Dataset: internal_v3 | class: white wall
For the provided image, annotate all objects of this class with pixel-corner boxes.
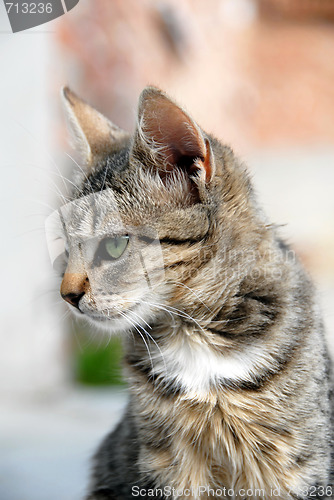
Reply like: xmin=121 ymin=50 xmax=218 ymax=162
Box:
xmin=0 ymin=4 xmax=67 ymax=396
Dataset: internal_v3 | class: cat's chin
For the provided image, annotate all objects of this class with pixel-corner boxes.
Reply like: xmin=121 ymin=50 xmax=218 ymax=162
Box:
xmin=85 ymin=315 xmax=129 ymax=334
xmin=72 ymin=307 xmax=150 ymax=335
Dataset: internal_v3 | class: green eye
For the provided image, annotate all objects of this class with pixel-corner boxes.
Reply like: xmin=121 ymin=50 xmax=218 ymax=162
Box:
xmin=104 ymin=236 xmax=129 ymax=260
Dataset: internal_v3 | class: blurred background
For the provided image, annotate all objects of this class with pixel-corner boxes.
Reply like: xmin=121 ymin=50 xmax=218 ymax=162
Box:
xmin=1 ymin=0 xmax=334 ymax=499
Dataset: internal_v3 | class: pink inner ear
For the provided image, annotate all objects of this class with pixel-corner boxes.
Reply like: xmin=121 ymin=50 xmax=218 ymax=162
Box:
xmin=143 ymin=98 xmax=207 ymax=173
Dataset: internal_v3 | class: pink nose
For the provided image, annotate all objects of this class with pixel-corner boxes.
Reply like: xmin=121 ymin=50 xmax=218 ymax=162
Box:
xmin=60 ymin=273 xmax=88 ymax=309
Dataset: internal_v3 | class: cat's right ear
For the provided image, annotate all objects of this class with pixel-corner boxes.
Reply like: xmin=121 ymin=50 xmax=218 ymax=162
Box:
xmin=131 ymin=87 xmax=215 ymax=193
xmin=61 ymin=87 xmax=129 ymax=169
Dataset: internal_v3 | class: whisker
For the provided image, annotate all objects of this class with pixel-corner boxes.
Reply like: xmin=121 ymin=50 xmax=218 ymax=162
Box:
xmin=71 ymin=317 xmax=85 ymax=354
xmin=126 ymin=307 xmax=167 ymax=373
xmin=116 ymin=308 xmax=155 ymax=373
xmin=13 ymin=227 xmax=50 ymax=238
xmin=24 ymin=198 xmax=62 ymax=213
xmin=64 ymin=152 xmax=95 ymax=195
xmin=146 ymin=300 xmax=208 ymax=335
xmin=171 ymin=281 xmax=213 ymax=313
xmin=5 ymin=162 xmax=69 ymax=204
xmin=13 ymin=119 xmax=72 ymax=199
xmin=124 ymin=297 xmax=178 ymax=331
xmin=100 ymin=163 xmax=109 ymax=193
xmin=27 ymin=165 xmax=71 ymax=204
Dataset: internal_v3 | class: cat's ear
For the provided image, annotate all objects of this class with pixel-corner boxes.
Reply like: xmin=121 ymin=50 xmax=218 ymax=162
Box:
xmin=132 ymin=87 xmax=215 ymax=184
xmin=61 ymin=87 xmax=129 ymax=168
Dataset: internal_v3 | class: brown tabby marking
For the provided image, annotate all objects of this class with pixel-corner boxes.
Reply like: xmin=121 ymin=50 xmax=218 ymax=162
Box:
xmin=59 ymin=86 xmax=333 ymax=500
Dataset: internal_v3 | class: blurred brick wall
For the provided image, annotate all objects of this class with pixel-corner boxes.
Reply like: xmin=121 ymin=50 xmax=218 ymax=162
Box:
xmin=54 ymin=0 xmax=334 ymax=153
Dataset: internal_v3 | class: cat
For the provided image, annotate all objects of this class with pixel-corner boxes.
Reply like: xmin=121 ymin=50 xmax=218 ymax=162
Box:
xmin=56 ymin=86 xmax=333 ymax=500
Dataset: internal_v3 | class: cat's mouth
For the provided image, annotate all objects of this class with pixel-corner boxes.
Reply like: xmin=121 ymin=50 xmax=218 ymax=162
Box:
xmin=70 ymin=299 xmax=152 ymax=334
xmin=70 ymin=305 xmax=120 ymax=322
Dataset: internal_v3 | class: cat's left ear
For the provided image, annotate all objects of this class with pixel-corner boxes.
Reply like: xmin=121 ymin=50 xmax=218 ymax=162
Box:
xmin=132 ymin=87 xmax=215 ymax=184
xmin=61 ymin=87 xmax=129 ymax=169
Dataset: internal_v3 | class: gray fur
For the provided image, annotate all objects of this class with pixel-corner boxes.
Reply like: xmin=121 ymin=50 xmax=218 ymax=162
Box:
xmin=59 ymin=87 xmax=334 ymax=500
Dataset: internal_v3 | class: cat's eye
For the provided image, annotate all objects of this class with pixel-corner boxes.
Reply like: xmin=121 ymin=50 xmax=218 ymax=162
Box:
xmin=102 ymin=236 xmax=129 ymax=260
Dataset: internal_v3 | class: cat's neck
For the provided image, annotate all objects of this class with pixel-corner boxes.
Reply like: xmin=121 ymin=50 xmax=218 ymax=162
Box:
xmin=124 ymin=330 xmax=299 ymax=499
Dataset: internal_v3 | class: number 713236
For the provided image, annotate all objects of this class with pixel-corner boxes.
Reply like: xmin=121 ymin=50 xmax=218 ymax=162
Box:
xmin=5 ymin=3 xmax=53 ymax=14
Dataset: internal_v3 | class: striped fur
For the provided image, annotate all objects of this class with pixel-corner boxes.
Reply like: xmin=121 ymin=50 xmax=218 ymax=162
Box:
xmin=60 ymin=87 xmax=334 ymax=499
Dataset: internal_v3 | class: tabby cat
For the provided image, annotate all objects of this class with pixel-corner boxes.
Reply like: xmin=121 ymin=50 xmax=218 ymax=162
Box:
xmin=57 ymin=86 xmax=333 ymax=499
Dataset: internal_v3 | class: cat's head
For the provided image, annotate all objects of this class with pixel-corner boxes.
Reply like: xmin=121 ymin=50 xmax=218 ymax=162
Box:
xmin=48 ymin=86 xmax=263 ymax=335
